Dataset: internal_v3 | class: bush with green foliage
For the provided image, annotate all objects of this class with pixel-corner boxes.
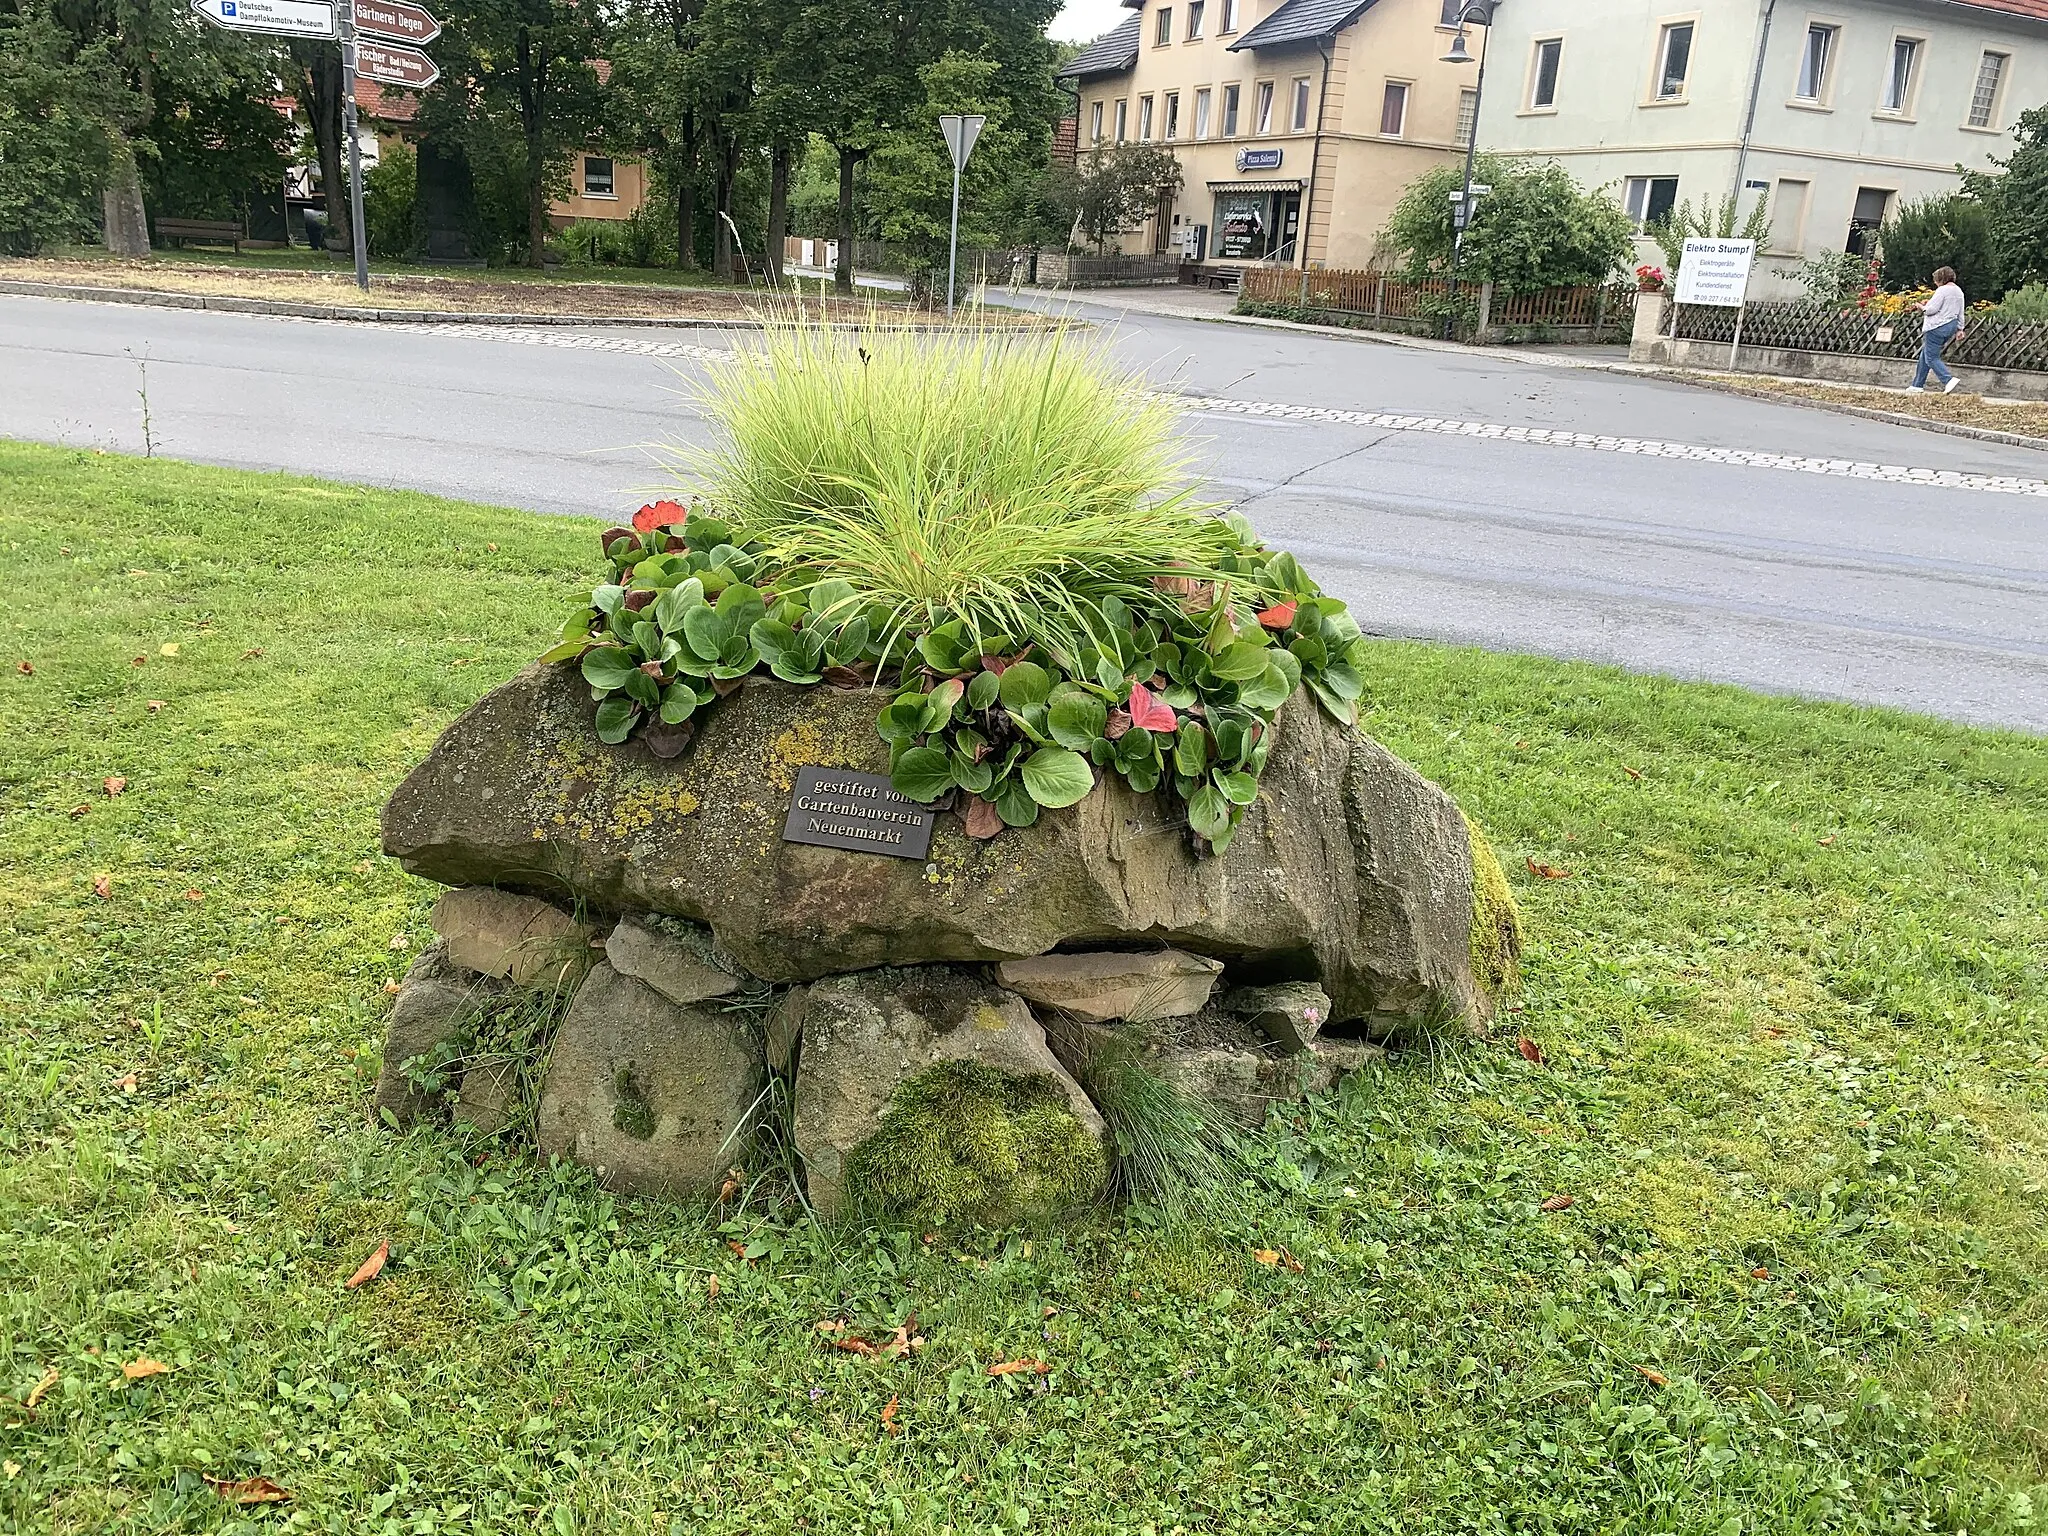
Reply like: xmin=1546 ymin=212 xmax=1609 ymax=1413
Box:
xmin=1070 ymin=141 xmax=1183 ymax=254
xmin=1381 ymin=156 xmax=1634 ymax=294
xmin=364 ymin=142 xmax=417 ymax=259
xmin=1878 ymin=194 xmax=1999 ymax=297
xmin=1993 ymin=281 xmax=2048 ymax=319
xmin=1796 ymin=250 xmax=1868 ymax=305
xmin=1963 ymin=103 xmax=2048 ymax=290
xmin=1648 ymin=193 xmax=1773 ymax=280
xmin=543 ymin=319 xmax=1370 ymax=855
xmin=0 ymin=6 xmax=126 ymax=254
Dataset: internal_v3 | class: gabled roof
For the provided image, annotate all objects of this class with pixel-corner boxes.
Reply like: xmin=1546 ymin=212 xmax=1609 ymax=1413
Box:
xmin=1228 ymin=0 xmax=1380 ymax=50
xmin=1949 ymin=0 xmax=2048 ymax=19
xmin=1060 ymin=14 xmax=1142 ymax=79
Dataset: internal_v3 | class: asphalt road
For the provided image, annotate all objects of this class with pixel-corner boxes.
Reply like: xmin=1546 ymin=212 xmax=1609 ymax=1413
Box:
xmin=6 ymin=290 xmax=2046 ymax=732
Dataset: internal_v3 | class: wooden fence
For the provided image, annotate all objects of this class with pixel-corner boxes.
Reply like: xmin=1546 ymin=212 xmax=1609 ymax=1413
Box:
xmin=1672 ymin=301 xmax=2048 ymax=374
xmin=1239 ymin=267 xmax=1636 ymax=342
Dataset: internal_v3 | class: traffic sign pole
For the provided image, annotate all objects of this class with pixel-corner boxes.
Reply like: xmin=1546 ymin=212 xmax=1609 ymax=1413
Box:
xmin=340 ymin=4 xmax=370 ymax=291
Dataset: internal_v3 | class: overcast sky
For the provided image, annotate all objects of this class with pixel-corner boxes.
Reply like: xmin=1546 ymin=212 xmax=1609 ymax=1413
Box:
xmin=1050 ymin=0 xmax=1128 ymax=43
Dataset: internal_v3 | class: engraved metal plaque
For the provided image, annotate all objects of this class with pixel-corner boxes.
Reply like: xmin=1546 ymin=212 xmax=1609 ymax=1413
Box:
xmin=780 ymin=766 xmax=935 ymax=860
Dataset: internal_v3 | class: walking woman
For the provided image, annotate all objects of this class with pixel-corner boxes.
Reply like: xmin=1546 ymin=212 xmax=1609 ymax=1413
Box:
xmin=1908 ymin=266 xmax=1966 ymax=394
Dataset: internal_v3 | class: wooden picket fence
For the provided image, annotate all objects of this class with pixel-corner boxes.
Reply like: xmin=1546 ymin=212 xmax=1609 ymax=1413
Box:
xmin=1239 ymin=266 xmax=1636 ymax=341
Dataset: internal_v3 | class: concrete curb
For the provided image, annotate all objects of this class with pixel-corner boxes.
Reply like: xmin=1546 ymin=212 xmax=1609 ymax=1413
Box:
xmin=1625 ymin=369 xmax=2048 ymax=453
xmin=0 ymin=279 xmax=1053 ymax=331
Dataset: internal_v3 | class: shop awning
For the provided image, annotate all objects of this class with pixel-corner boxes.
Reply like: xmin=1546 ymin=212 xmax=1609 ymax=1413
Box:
xmin=1206 ymin=178 xmax=1306 ymax=193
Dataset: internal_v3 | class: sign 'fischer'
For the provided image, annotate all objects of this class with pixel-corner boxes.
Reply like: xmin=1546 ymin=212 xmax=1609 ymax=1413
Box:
xmin=353 ymin=0 xmax=439 ymax=45
xmin=354 ymin=37 xmax=440 ymax=90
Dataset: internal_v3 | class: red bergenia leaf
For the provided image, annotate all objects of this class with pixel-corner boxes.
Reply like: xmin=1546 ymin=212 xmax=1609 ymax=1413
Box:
xmin=1128 ymin=682 xmax=1176 ymax=733
xmin=1103 ymin=707 xmax=1132 ymax=741
xmin=632 ymin=500 xmax=688 ymax=533
xmin=1255 ymin=599 xmax=1298 ymax=629
xmin=601 ymin=526 xmax=639 ymax=555
xmin=622 ymin=589 xmax=656 ymax=612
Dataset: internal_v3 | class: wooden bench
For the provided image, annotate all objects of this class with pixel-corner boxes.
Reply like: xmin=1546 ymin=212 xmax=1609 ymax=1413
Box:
xmin=155 ymin=217 xmax=243 ymax=253
xmin=1204 ymin=267 xmax=1243 ymax=293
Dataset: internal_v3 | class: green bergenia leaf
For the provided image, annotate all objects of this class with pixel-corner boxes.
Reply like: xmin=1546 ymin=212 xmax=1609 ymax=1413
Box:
xmin=1021 ymin=747 xmax=1094 ymax=809
xmin=891 ymin=746 xmax=955 ymax=803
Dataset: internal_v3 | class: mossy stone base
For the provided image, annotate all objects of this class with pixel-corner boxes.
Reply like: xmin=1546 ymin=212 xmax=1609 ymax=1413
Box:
xmin=1464 ymin=817 xmax=1523 ymax=1001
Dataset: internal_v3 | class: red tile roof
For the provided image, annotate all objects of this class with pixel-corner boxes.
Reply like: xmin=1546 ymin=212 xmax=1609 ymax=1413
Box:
xmin=1952 ymin=0 xmax=2048 ymax=19
xmin=355 ymin=81 xmax=421 ymax=122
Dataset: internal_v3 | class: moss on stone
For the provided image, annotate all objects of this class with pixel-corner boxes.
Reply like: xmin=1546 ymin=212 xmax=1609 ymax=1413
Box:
xmin=1464 ymin=814 xmax=1522 ymax=999
xmin=844 ymin=1061 xmax=1107 ymax=1227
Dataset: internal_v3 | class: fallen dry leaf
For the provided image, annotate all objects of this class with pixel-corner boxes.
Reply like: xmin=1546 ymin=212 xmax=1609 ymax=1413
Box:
xmin=987 ymin=1359 xmax=1051 ymax=1378
xmin=880 ymin=1394 xmax=901 ymax=1435
xmin=832 ymin=1338 xmax=879 ymax=1356
xmin=104 ymin=776 xmax=127 ymax=797
xmin=1042 ymin=1306 xmax=1059 ymax=1319
xmin=1633 ymin=1364 xmax=1669 ymax=1387
xmin=381 ymin=978 xmax=401 ymax=995
xmin=204 ymin=1474 xmax=292 ymax=1505
xmin=158 ymin=643 xmax=179 ymax=657
xmin=145 ymin=700 xmax=164 ymax=714
xmin=69 ymin=803 xmax=89 ymax=819
xmin=238 ymin=648 xmax=263 ymax=661
xmin=344 ymin=1240 xmax=389 ymax=1290
xmin=963 ymin=795 xmax=1003 ymax=840
xmin=1517 ymin=1037 xmax=1546 ymax=1066
xmin=182 ymin=889 xmax=203 ymax=903
xmin=1253 ymin=1248 xmax=1282 ymax=1266
xmin=24 ymin=1365 xmax=59 ymax=1411
xmin=1751 ymin=1267 xmax=1770 ymax=1279
xmin=1539 ymin=1195 xmax=1575 ymax=1212
xmin=388 ymin=934 xmax=409 ymax=951
xmin=92 ymin=876 xmax=112 ymax=900
xmin=131 ymin=656 xmax=147 ymax=667
xmin=717 ymin=1167 xmax=743 ymax=1204
xmin=114 ymin=1072 xmax=138 ymax=1094
xmin=1622 ymin=765 xmax=1643 ymax=781
xmin=14 ymin=660 xmax=31 ymax=677
xmin=706 ymin=1274 xmax=720 ymax=1300
xmin=1817 ymin=834 xmax=1836 ymax=847
xmin=880 ymin=1314 xmax=925 ymax=1359
xmin=121 ymin=1359 xmax=170 ymax=1382
xmin=1526 ymin=857 xmax=1571 ymax=880
xmin=486 ymin=542 xmax=499 ymax=553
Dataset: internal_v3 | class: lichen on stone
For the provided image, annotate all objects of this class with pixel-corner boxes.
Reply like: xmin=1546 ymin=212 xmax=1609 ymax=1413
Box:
xmin=536 ymin=732 xmax=700 ymax=841
xmin=844 ymin=1061 xmax=1107 ymax=1227
xmin=1464 ymin=813 xmax=1522 ymax=999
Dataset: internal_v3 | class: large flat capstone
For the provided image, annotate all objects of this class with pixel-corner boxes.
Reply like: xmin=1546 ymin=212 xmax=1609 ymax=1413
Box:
xmin=381 ymin=662 xmax=1497 ymax=1030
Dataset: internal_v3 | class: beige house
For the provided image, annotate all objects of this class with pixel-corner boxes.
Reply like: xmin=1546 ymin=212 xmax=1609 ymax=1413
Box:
xmin=1062 ymin=0 xmax=1485 ymax=269
xmin=1473 ymin=0 xmax=2048 ymax=296
xmin=551 ymin=153 xmax=650 ymax=227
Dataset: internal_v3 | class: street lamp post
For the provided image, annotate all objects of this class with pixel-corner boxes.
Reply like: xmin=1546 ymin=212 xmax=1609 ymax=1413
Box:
xmin=1441 ymin=2 xmax=1497 ymax=337
xmin=937 ymin=113 xmax=987 ymax=316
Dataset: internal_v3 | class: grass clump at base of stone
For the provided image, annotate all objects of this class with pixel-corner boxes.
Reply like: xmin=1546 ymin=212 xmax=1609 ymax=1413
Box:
xmin=2 ymin=440 xmax=2046 ymax=1533
xmin=844 ymin=1062 xmax=1108 ymax=1228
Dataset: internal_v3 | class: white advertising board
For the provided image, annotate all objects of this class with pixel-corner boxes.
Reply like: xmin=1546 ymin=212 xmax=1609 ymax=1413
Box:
xmin=1675 ymin=238 xmax=1756 ymax=308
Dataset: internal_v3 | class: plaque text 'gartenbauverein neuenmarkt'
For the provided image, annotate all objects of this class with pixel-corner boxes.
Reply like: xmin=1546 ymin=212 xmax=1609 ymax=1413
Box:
xmin=780 ymin=766 xmax=935 ymax=860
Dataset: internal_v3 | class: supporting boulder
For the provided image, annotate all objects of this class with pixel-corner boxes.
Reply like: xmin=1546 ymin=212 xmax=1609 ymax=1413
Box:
xmin=374 ymin=941 xmax=510 ymax=1129
xmin=536 ymin=963 xmax=767 ymax=1199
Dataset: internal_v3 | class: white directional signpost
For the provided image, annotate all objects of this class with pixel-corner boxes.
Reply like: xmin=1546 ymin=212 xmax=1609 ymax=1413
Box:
xmin=1676 ymin=237 xmax=1757 ymax=371
xmin=190 ymin=0 xmax=335 ymax=38
xmin=193 ymin=0 xmax=438 ymax=291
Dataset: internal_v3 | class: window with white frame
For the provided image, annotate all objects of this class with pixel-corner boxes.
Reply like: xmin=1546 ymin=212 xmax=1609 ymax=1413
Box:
xmin=1795 ymin=22 xmax=1835 ymax=101
xmin=1114 ymin=99 xmax=1128 ymax=140
xmin=1165 ymin=90 xmax=1180 ymax=138
xmin=1880 ymin=35 xmax=1920 ymax=113
xmin=1221 ymin=82 xmax=1240 ymax=134
xmin=1194 ymin=86 xmax=1212 ymax=137
xmin=1290 ymin=76 xmax=1311 ymax=131
xmin=1155 ymin=6 xmax=1171 ymax=44
xmin=1655 ymin=21 xmax=1693 ymax=99
xmin=1456 ymin=87 xmax=1478 ymax=143
xmin=1219 ymin=0 xmax=1236 ymax=31
xmin=1187 ymin=0 xmax=1204 ymax=37
xmin=1623 ymin=175 xmax=1679 ymax=229
xmin=1969 ymin=50 xmax=2008 ymax=128
xmin=1138 ymin=93 xmax=1155 ymax=139
xmin=1379 ymin=80 xmax=1408 ymax=136
xmin=1090 ymin=100 xmax=1104 ymax=142
xmin=1529 ymin=38 xmax=1561 ymax=109
xmin=1254 ymin=79 xmax=1274 ymax=132
xmin=583 ymin=156 xmax=615 ymax=196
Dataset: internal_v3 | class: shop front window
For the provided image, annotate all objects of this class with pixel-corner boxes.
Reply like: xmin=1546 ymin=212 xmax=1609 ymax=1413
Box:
xmin=1212 ymin=188 xmax=1302 ymax=262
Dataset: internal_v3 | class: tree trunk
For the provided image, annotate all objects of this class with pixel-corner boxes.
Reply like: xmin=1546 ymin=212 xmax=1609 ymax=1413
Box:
xmin=834 ymin=146 xmax=858 ymax=295
xmin=102 ymin=137 xmax=150 ymax=256
xmin=518 ymin=30 xmax=547 ymax=268
xmin=712 ymin=128 xmax=739 ymax=281
xmin=674 ymin=109 xmax=697 ymax=269
xmin=295 ymin=45 xmax=350 ymax=250
xmin=765 ymin=141 xmax=791 ymax=286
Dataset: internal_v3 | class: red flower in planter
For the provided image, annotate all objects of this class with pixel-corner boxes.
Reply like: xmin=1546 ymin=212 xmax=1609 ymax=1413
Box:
xmin=632 ymin=499 xmax=688 ymax=533
xmin=1128 ymin=681 xmax=1177 ymax=733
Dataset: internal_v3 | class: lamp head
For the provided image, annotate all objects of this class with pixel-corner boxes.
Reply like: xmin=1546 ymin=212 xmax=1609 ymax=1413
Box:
xmin=1441 ymin=28 xmax=1473 ymax=63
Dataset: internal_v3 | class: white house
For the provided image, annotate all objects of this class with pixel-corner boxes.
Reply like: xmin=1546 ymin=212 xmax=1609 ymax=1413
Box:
xmin=1469 ymin=0 xmax=2048 ymax=295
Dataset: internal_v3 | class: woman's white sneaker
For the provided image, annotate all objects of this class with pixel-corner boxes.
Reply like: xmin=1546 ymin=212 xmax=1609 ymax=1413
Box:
xmin=1943 ymin=377 xmax=1962 ymax=393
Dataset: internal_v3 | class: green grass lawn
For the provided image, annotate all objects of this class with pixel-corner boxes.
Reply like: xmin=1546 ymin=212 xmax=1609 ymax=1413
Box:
xmin=32 ymin=244 xmax=741 ymax=289
xmin=2 ymin=440 xmax=2044 ymax=1534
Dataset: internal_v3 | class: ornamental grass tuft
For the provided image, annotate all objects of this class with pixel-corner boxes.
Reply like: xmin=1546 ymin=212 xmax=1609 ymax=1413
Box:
xmin=674 ymin=313 xmax=1236 ymax=661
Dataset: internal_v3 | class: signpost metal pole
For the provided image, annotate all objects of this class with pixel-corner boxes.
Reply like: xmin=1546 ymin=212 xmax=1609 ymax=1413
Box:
xmin=937 ymin=114 xmax=984 ymax=317
xmin=340 ymin=3 xmax=369 ymax=291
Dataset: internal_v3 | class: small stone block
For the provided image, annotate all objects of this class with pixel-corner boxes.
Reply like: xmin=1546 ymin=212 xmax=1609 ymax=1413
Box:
xmin=605 ymin=915 xmax=741 ymax=1007
xmin=1224 ymin=981 xmax=1333 ymax=1054
xmin=430 ymin=887 xmax=589 ymax=989
xmin=995 ymin=949 xmax=1225 ymax=1024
